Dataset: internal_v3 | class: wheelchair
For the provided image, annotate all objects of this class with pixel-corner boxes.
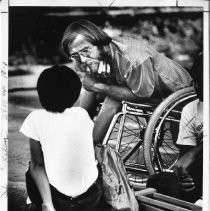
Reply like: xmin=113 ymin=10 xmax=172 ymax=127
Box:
xmin=102 ymin=87 xmax=197 ymax=189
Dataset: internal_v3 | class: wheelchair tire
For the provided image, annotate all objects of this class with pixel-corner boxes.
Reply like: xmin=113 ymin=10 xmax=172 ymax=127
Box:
xmin=143 ymin=87 xmax=197 ymax=175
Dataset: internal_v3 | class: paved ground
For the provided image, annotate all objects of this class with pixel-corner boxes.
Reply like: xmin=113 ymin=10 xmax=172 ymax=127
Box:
xmin=8 ymin=66 xmax=44 ymax=211
xmin=8 ymin=92 xmax=41 ymax=211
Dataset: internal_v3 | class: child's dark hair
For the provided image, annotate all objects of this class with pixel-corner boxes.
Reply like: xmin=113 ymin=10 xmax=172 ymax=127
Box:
xmin=37 ymin=65 xmax=81 ymax=113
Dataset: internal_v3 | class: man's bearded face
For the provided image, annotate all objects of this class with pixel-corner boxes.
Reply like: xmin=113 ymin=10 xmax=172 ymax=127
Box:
xmin=69 ymin=34 xmax=112 ymax=78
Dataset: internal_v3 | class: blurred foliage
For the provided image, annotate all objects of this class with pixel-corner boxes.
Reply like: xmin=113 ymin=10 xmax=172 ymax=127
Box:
xmin=9 ymin=7 xmax=203 ymax=69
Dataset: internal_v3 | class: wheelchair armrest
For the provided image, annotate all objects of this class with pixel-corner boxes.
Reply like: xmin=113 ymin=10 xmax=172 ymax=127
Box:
xmin=122 ymin=101 xmax=156 ymax=109
xmin=122 ymin=101 xmax=156 ymax=114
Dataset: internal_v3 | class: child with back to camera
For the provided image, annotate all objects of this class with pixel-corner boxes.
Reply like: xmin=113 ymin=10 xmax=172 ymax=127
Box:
xmin=20 ymin=65 xmax=103 ymax=211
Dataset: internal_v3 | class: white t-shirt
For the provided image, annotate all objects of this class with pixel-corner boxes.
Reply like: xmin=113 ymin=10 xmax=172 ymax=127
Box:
xmin=177 ymin=99 xmax=203 ymax=146
xmin=20 ymin=107 xmax=98 ymax=197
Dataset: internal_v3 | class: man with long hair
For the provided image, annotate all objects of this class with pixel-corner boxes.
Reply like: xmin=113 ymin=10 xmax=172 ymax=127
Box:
xmin=62 ymin=19 xmax=192 ymax=144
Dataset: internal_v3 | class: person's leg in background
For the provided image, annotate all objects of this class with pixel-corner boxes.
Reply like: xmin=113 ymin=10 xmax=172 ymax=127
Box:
xmin=93 ymin=96 xmax=122 ymax=144
xmin=79 ymin=88 xmax=99 ymax=119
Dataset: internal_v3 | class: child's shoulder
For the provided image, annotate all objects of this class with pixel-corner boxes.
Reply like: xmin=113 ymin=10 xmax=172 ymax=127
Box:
xmin=66 ymin=107 xmax=89 ymax=115
xmin=21 ymin=109 xmax=46 ymax=132
xmin=184 ymin=99 xmax=199 ymax=110
xmin=182 ymin=99 xmax=199 ymax=115
xmin=26 ymin=109 xmax=46 ymax=120
xmin=66 ymin=107 xmax=93 ymax=122
xmin=30 ymin=109 xmax=46 ymax=115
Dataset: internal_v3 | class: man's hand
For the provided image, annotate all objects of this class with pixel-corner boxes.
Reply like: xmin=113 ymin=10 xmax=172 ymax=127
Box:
xmin=97 ymin=61 xmax=110 ymax=77
xmin=179 ymin=174 xmax=195 ymax=192
xmin=86 ymin=60 xmax=110 ymax=76
xmin=174 ymin=151 xmax=197 ymax=192
xmin=174 ymin=150 xmax=196 ymax=176
xmin=81 ymin=74 xmax=103 ymax=92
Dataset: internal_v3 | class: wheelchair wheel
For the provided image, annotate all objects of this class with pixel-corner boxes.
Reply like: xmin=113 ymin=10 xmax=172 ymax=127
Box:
xmin=144 ymin=87 xmax=197 ymax=175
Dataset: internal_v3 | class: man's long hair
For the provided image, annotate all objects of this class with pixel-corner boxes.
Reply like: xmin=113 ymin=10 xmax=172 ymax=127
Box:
xmin=61 ymin=19 xmax=112 ymax=57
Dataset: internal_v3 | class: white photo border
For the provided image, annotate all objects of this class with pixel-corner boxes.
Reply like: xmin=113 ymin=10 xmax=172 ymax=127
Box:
xmin=1 ymin=0 xmax=209 ymax=210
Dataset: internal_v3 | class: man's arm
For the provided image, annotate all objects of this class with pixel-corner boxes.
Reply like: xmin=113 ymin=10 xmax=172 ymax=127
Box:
xmin=174 ymin=142 xmax=203 ymax=176
xmin=82 ymin=74 xmax=162 ymax=104
xmin=30 ymin=138 xmax=56 ymax=211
